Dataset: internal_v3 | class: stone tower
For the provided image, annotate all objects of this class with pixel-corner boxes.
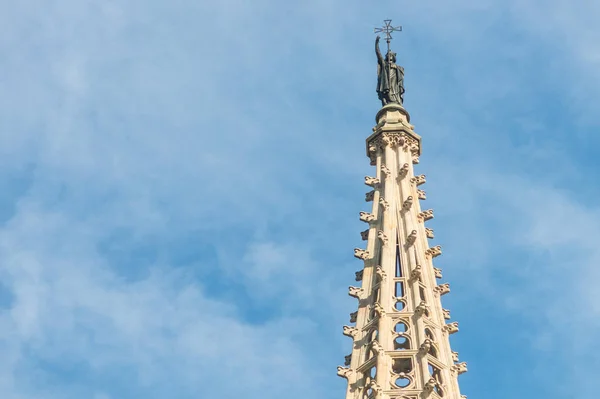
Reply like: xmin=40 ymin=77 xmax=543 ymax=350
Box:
xmin=337 ymin=30 xmax=467 ymax=399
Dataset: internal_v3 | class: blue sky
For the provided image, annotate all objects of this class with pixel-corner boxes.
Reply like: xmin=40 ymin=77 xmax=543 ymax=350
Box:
xmin=1 ymin=0 xmax=600 ymax=398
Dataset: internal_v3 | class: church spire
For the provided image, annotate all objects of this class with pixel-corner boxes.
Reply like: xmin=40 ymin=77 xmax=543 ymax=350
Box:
xmin=337 ymin=22 xmax=467 ymax=399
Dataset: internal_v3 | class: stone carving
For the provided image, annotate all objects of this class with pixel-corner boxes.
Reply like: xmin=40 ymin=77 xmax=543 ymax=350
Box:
xmin=337 ymin=366 xmax=354 ymax=379
xmin=461 ymin=395 xmax=467 ymax=399
xmin=411 ymin=174 xmax=426 ymax=186
xmin=452 ymin=351 xmax=459 ymax=362
xmin=415 ymin=300 xmax=429 ymax=315
xmin=410 ymin=265 xmax=422 ymax=280
xmin=381 ymin=164 xmax=390 ymax=176
xmin=418 ymin=209 xmax=434 ymax=221
xmin=419 ymin=338 xmax=433 ymax=354
xmin=350 ymin=311 xmax=358 ymax=323
xmin=368 ymin=144 xmax=377 ymax=154
xmin=412 ymin=156 xmax=420 ymax=165
xmin=381 ymin=133 xmax=406 ymax=148
xmin=355 ymin=270 xmax=364 ymax=281
xmin=348 ymin=286 xmax=364 ymax=299
xmin=365 ymin=176 xmax=380 ymax=187
xmin=425 ymin=228 xmax=434 ymax=239
xmin=375 ymin=265 xmax=387 ymax=281
xmin=374 ymin=303 xmax=386 ymax=317
xmin=365 ymin=190 xmax=375 ymax=202
xmin=434 ymin=283 xmax=450 ymax=296
xmin=443 ymin=322 xmax=459 ymax=335
xmin=367 ymin=380 xmax=383 ymax=396
xmin=402 ymin=196 xmax=413 ymax=210
xmin=378 ymin=231 xmax=388 ymax=246
xmin=371 ymin=339 xmax=385 ymax=355
xmin=399 ymin=162 xmax=409 ymax=176
xmin=345 ymin=354 xmax=352 ymax=366
xmin=379 ymin=197 xmax=389 ymax=211
xmin=343 ymin=325 xmax=359 ymax=338
xmin=406 ymin=230 xmax=417 ymax=245
xmin=425 ymin=245 xmax=442 ymax=258
xmin=354 ymin=248 xmax=371 ymax=260
xmin=451 ymin=362 xmax=468 ymax=375
xmin=360 ymin=212 xmax=376 ymax=223
xmin=443 ymin=309 xmax=451 ymax=320
xmin=424 ymin=378 xmax=437 ymax=392
xmin=417 ymin=189 xmax=427 ymax=200
xmin=360 ymin=229 xmax=369 ymax=241
xmin=433 ymin=267 xmax=443 ymax=279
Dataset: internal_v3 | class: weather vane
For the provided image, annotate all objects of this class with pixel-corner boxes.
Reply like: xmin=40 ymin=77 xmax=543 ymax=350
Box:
xmin=374 ymin=19 xmax=402 ymax=54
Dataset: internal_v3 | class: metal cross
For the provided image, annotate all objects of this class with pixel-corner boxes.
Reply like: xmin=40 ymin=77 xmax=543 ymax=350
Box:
xmin=374 ymin=19 xmax=402 ymax=53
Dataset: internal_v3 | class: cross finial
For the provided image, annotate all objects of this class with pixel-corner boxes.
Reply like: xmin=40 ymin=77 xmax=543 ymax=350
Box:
xmin=374 ymin=19 xmax=402 ymax=53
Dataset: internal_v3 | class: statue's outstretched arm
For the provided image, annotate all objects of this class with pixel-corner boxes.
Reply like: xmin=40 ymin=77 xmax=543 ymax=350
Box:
xmin=375 ymin=36 xmax=383 ymax=63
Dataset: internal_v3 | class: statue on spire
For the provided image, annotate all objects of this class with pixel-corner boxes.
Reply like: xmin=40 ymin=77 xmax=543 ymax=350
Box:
xmin=374 ymin=20 xmax=405 ymax=106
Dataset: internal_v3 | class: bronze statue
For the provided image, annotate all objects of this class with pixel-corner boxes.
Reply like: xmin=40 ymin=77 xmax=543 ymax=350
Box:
xmin=376 ymin=35 xmax=405 ymax=106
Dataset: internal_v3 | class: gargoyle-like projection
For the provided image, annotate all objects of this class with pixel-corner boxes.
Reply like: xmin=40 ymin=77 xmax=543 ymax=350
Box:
xmin=354 ymin=248 xmax=371 ymax=261
xmin=419 ymin=338 xmax=433 ymax=354
xmin=365 ymin=190 xmax=375 ymax=202
xmin=360 ymin=211 xmax=376 ymax=223
xmin=418 ymin=209 xmax=434 ymax=221
xmin=402 ymin=196 xmax=413 ymax=210
xmin=452 ymin=351 xmax=460 ymax=362
xmin=360 ymin=229 xmax=369 ymax=241
xmin=381 ymin=164 xmax=390 ymax=176
xmin=434 ymin=283 xmax=451 ymax=296
xmin=411 ymin=174 xmax=426 ymax=186
xmin=415 ymin=300 xmax=429 ymax=315
xmin=410 ymin=265 xmax=422 ymax=280
xmin=443 ymin=322 xmax=460 ymax=335
xmin=373 ymin=303 xmax=385 ymax=317
xmin=348 ymin=286 xmax=364 ymax=299
xmin=375 ymin=265 xmax=387 ymax=280
xmin=343 ymin=325 xmax=359 ymax=338
xmin=337 ymin=366 xmax=354 ymax=379
xmin=344 ymin=354 xmax=352 ymax=366
xmin=399 ymin=162 xmax=409 ymax=176
xmin=452 ymin=362 xmax=468 ymax=375
xmin=443 ymin=309 xmax=451 ymax=320
xmin=364 ymin=176 xmax=380 ymax=187
xmin=433 ymin=267 xmax=443 ymax=279
xmin=426 ymin=245 xmax=442 ymax=258
xmin=379 ymin=197 xmax=389 ymax=210
xmin=371 ymin=340 xmax=385 ymax=355
xmin=378 ymin=231 xmax=389 ymax=246
xmin=417 ymin=189 xmax=427 ymax=200
xmin=406 ymin=230 xmax=417 ymax=245
xmin=425 ymin=228 xmax=434 ymax=239
xmin=349 ymin=311 xmax=358 ymax=323
xmin=355 ymin=270 xmax=364 ymax=281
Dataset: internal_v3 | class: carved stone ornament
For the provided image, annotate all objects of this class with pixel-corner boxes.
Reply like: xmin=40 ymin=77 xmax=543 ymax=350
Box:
xmin=381 ymin=133 xmax=406 ymax=148
xmin=424 ymin=378 xmax=437 ymax=392
xmin=410 ymin=265 xmax=422 ymax=280
xmin=343 ymin=325 xmax=359 ymax=338
xmin=451 ymin=362 xmax=468 ymax=375
xmin=452 ymin=351 xmax=459 ymax=362
xmin=371 ymin=339 xmax=385 ymax=355
xmin=361 ymin=229 xmax=369 ymax=241
xmin=360 ymin=212 xmax=376 ymax=223
xmin=406 ymin=230 xmax=417 ymax=246
xmin=354 ymin=248 xmax=371 ymax=261
xmin=368 ymin=380 xmax=383 ymax=395
xmin=355 ymin=270 xmax=364 ymax=281
xmin=434 ymin=283 xmax=450 ymax=296
xmin=419 ymin=338 xmax=433 ymax=354
xmin=367 ymin=133 xmax=419 ymax=165
xmin=337 ymin=366 xmax=354 ymax=379
xmin=443 ymin=322 xmax=459 ymax=335
xmin=379 ymin=197 xmax=389 ymax=211
xmin=411 ymin=174 xmax=426 ymax=186
xmin=415 ymin=300 xmax=429 ymax=315
xmin=417 ymin=189 xmax=427 ymax=200
xmin=348 ymin=286 xmax=364 ymax=299
xmin=418 ymin=209 xmax=434 ymax=222
xmin=399 ymin=162 xmax=409 ymax=176
xmin=365 ymin=190 xmax=375 ymax=202
xmin=350 ymin=311 xmax=358 ymax=323
xmin=365 ymin=176 xmax=380 ymax=187
xmin=374 ymin=303 xmax=386 ymax=317
xmin=443 ymin=309 xmax=451 ymax=320
xmin=375 ymin=265 xmax=387 ymax=280
xmin=412 ymin=156 xmax=420 ymax=165
xmin=433 ymin=267 xmax=443 ymax=279
xmin=425 ymin=245 xmax=442 ymax=258
xmin=381 ymin=164 xmax=391 ymax=176
xmin=425 ymin=228 xmax=434 ymax=239
xmin=378 ymin=231 xmax=389 ymax=246
xmin=402 ymin=196 xmax=413 ymax=210
xmin=345 ymin=354 xmax=352 ymax=366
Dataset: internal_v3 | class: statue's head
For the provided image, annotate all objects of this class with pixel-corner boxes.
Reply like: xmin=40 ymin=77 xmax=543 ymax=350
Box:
xmin=385 ymin=51 xmax=397 ymax=63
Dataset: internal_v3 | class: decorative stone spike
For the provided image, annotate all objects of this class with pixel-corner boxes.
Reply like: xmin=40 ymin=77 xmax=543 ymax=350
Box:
xmin=418 ymin=209 xmax=434 ymax=221
xmin=425 ymin=228 xmax=434 ymax=239
xmin=411 ymin=174 xmax=426 ymax=186
xmin=379 ymin=197 xmax=389 ymax=210
xmin=434 ymin=267 xmax=443 ymax=278
xmin=359 ymin=211 xmax=376 ymax=223
xmin=365 ymin=190 xmax=375 ymax=202
xmin=342 ymin=325 xmax=359 ymax=338
xmin=354 ymin=270 xmax=363 ymax=281
xmin=402 ymin=196 xmax=413 ymax=210
xmin=377 ymin=231 xmax=388 ymax=246
xmin=434 ymin=283 xmax=451 ymax=296
xmin=381 ymin=164 xmax=390 ymax=176
xmin=360 ymin=229 xmax=369 ymax=241
xmin=365 ymin=176 xmax=380 ymax=187
xmin=426 ymin=245 xmax=442 ymax=258
xmin=375 ymin=265 xmax=387 ymax=281
xmin=348 ymin=286 xmax=364 ymax=299
xmin=444 ymin=322 xmax=460 ymax=335
xmin=417 ymin=189 xmax=427 ymax=200
xmin=354 ymin=248 xmax=370 ymax=260
xmin=443 ymin=309 xmax=451 ymax=320
xmin=452 ymin=351 xmax=460 ymax=362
